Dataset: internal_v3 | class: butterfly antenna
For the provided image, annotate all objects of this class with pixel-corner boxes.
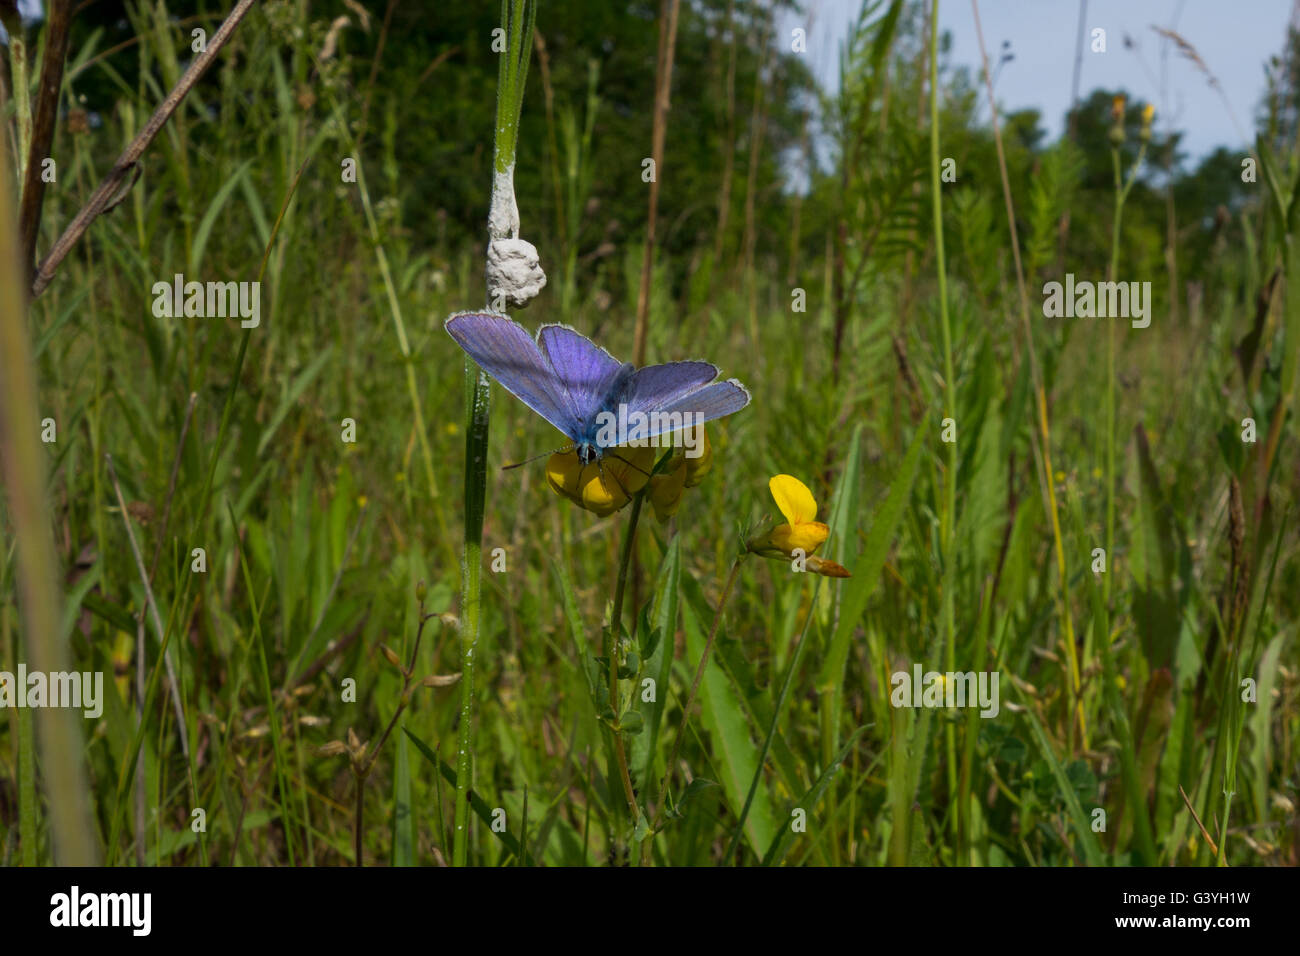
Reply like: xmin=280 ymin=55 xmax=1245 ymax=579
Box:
xmin=502 ymin=444 xmax=574 ymax=471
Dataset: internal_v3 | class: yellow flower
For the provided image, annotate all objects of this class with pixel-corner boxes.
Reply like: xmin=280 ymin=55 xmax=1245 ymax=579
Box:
xmin=1139 ymin=102 xmax=1155 ymax=142
xmin=683 ymin=427 xmax=712 ymax=487
xmin=546 ymin=427 xmax=714 ymax=520
xmin=747 ymin=475 xmax=850 ymax=577
xmin=648 ymin=457 xmax=687 ymax=521
xmin=546 ymin=445 xmax=655 ymax=516
xmin=1108 ymin=95 xmax=1126 ymax=146
xmin=647 ymin=428 xmax=713 ymax=521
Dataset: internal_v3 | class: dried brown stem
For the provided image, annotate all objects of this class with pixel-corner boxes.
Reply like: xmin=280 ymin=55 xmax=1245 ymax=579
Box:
xmin=17 ymin=0 xmax=71 ymax=278
xmin=30 ymin=0 xmax=256 ymax=298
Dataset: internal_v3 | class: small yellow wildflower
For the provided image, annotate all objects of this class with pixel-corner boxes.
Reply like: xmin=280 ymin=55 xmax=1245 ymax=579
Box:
xmin=648 ymin=460 xmax=687 ymax=521
xmin=1139 ymin=102 xmax=1155 ymax=142
xmin=1109 ymin=94 xmax=1126 ymax=146
xmin=546 ymin=445 xmax=656 ymax=517
xmin=647 ymin=428 xmax=713 ymax=521
xmin=746 ymin=474 xmax=850 ymax=577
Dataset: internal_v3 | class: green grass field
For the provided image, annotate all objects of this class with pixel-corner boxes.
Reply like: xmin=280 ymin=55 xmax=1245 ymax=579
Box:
xmin=1 ymin=0 xmax=1296 ymax=867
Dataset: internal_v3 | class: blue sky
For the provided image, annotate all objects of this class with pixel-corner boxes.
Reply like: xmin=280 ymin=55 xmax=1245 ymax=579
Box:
xmin=786 ymin=0 xmax=1293 ymax=165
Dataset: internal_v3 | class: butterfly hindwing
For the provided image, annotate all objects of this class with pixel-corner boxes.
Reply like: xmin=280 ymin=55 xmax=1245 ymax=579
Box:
xmin=624 ymin=361 xmax=720 ymax=412
xmin=638 ymin=378 xmax=752 ymax=439
xmin=620 ymin=362 xmax=751 ymax=441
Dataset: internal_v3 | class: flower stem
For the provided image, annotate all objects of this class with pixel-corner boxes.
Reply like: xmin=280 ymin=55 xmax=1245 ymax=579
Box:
xmin=454 ymin=366 xmax=490 ymax=867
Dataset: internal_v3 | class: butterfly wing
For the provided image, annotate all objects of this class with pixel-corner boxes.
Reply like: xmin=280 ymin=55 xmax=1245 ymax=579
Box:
xmin=446 ymin=315 xmax=750 ymax=451
xmin=537 ymin=325 xmax=633 ymax=433
xmin=624 ymin=361 xmax=750 ymax=441
xmin=445 ymin=312 xmax=580 ymax=439
xmin=624 ymin=361 xmax=719 ymax=411
xmin=647 ymin=379 xmax=751 ymax=433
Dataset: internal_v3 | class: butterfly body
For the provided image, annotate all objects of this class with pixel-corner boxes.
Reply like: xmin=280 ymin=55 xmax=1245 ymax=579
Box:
xmin=571 ymin=362 xmax=635 ymax=463
xmin=445 ymin=312 xmax=750 ymax=466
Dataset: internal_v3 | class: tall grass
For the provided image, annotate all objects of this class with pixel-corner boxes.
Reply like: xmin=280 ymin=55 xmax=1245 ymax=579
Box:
xmin=1 ymin=88 xmax=97 ymax=865
xmin=0 ymin=0 xmax=1295 ymax=868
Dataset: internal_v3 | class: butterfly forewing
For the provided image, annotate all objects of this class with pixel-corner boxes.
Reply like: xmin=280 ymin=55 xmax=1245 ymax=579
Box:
xmin=445 ymin=312 xmax=579 ymax=440
xmin=537 ymin=325 xmax=633 ymax=431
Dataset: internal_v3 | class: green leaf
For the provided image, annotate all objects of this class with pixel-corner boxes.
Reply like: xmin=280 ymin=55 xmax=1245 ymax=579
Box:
xmin=619 ymin=711 xmax=644 ymax=735
xmin=681 ymin=594 xmax=777 ymax=858
xmin=1076 ymin=510 xmax=1156 ymax=865
xmin=1021 ymin=709 xmax=1105 ymax=866
xmin=33 ymin=289 xmax=87 ymax=360
xmin=403 ymin=728 xmax=533 ymax=865
xmin=629 ymin=535 xmax=680 ymax=790
xmin=675 ymin=777 xmax=720 ymax=816
xmin=639 ymin=625 xmax=661 ymax=663
xmin=255 ymin=346 xmax=334 ymax=457
xmin=819 ymin=423 xmax=927 ymax=748
xmin=554 ymin=558 xmax=603 ymax=714
xmin=189 ymin=159 xmax=254 ymax=274
xmin=390 ymin=720 xmax=414 ymax=866
xmin=81 ymin=591 xmax=138 ymax=635
xmin=1129 ymin=424 xmax=1187 ymax=669
xmin=761 ymin=726 xmax=868 ymax=866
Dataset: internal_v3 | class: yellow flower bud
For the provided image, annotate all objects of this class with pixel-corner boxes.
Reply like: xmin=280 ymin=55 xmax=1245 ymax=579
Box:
xmin=546 ymin=446 xmax=655 ymax=516
xmin=683 ymin=427 xmax=712 ymax=487
xmin=648 ymin=457 xmax=687 ymax=522
xmin=1139 ymin=102 xmax=1155 ymax=142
